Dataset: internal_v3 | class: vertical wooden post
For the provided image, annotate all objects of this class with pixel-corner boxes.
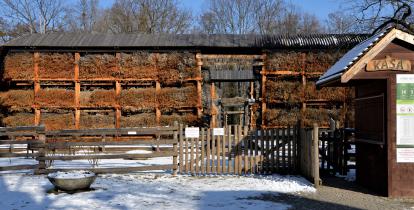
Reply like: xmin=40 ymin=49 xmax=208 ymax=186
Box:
xmin=156 ymin=81 xmax=161 ymax=126
xmin=34 ymin=52 xmax=41 ymax=126
xmin=196 ymin=53 xmax=203 ymax=118
xmin=211 ymin=131 xmax=216 ymax=174
xmin=74 ymin=53 xmax=81 ymax=129
xmin=115 ymin=81 xmax=121 ymax=129
xmin=313 ymin=123 xmax=320 ymax=187
xmin=238 ymin=125 xmax=243 ymax=175
xmin=249 ymin=81 xmax=255 ymax=129
xmin=216 ymin=134 xmax=221 ymax=174
xmin=201 ymin=128 xmax=205 ymax=174
xmin=222 ymin=129 xmax=226 ymax=173
xmin=172 ymin=121 xmax=178 ymax=176
xmin=234 ymin=125 xmax=239 ymax=174
xmin=261 ymin=53 xmax=267 ymax=127
xmin=301 ymin=53 xmax=307 ymax=127
xmin=35 ymin=130 xmax=46 ymax=174
xmin=206 ymin=128 xmax=211 ymax=174
xmin=228 ymin=126 xmax=232 ymax=174
xmin=210 ymin=82 xmax=216 ymax=128
xmin=244 ymin=126 xmax=249 ymax=175
xmin=179 ymin=124 xmax=184 ymax=174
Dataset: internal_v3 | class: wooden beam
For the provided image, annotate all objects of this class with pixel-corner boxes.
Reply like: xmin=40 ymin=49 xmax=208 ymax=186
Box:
xmin=75 ymin=109 xmax=80 ymax=129
xmin=261 ymin=53 xmax=267 ymax=127
xmin=210 ymin=82 xmax=216 ymax=128
xmin=196 ymin=53 xmax=203 ymax=118
xmin=156 ymin=81 xmax=161 ymax=125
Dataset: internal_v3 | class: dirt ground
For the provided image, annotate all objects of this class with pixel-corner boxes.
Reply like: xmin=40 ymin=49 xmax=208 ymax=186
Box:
xmin=253 ymin=175 xmax=414 ymax=210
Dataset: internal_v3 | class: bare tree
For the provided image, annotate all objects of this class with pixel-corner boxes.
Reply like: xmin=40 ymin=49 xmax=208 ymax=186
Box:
xmin=343 ymin=0 xmax=414 ymax=32
xmin=325 ymin=11 xmax=356 ymax=33
xmin=199 ymin=0 xmax=324 ymax=35
xmin=0 ymin=0 xmax=68 ymax=34
xmin=102 ymin=0 xmax=192 ymax=34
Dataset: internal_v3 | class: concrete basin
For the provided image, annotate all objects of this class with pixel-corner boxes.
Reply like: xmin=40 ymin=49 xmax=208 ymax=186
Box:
xmin=47 ymin=170 xmax=97 ymax=191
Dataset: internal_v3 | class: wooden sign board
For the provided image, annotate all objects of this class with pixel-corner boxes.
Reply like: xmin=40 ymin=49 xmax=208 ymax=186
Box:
xmin=185 ymin=127 xmax=199 ymax=138
xmin=366 ymin=56 xmax=411 ymax=72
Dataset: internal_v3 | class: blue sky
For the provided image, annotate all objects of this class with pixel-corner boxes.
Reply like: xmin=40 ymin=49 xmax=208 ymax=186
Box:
xmin=99 ymin=0 xmax=343 ymax=21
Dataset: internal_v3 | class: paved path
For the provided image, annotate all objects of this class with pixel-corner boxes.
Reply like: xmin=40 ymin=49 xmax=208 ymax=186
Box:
xmin=254 ymin=175 xmax=414 ymax=210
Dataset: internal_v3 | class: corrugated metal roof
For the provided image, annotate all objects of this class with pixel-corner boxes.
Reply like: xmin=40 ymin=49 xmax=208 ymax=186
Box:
xmin=3 ymin=33 xmax=369 ymax=49
xmin=316 ymin=29 xmax=391 ymax=85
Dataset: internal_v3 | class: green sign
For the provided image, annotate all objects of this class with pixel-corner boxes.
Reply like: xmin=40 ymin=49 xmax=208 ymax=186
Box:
xmin=396 ymin=74 xmax=414 ymax=163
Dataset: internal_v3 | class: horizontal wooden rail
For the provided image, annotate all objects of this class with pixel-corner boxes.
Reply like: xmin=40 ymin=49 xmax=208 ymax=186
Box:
xmin=36 ymin=164 xmax=174 ymax=174
xmin=47 ymin=140 xmax=177 ymax=148
xmin=37 ymin=152 xmax=177 ymax=161
xmin=0 ymin=153 xmax=38 ymax=158
xmin=0 ymin=164 xmax=38 ymax=171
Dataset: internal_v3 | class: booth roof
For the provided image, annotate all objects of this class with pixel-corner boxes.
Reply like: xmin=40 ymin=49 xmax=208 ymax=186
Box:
xmin=316 ymin=29 xmax=391 ymax=86
xmin=3 ymin=33 xmax=368 ymax=49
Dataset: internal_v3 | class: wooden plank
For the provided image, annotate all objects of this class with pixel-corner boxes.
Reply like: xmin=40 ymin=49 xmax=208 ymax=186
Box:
xmin=244 ymin=126 xmax=249 ymax=175
xmin=0 ymin=140 xmax=43 ymax=145
xmin=0 ymin=153 xmax=38 ymax=158
xmin=195 ymin=137 xmax=199 ymax=175
xmin=234 ymin=125 xmax=239 ymax=174
xmin=173 ymin=122 xmax=178 ymax=176
xmin=206 ymin=128 xmax=211 ymax=174
xmin=254 ymin=129 xmax=259 ymax=173
xmin=190 ymin=138 xmax=195 ymax=175
xmin=201 ymin=129 xmax=205 ymax=174
xmin=211 ymin=133 xmax=216 ymax=174
xmin=275 ymin=128 xmax=280 ymax=173
xmin=47 ymin=140 xmax=177 ymax=148
xmin=36 ymin=164 xmax=174 ymax=174
xmin=185 ymin=135 xmax=189 ymax=174
xmin=238 ymin=125 xmax=242 ymax=175
xmin=222 ymin=130 xmax=226 ymax=174
xmin=37 ymin=152 xmax=177 ymax=160
xmin=260 ymin=129 xmax=265 ymax=174
xmin=250 ymin=129 xmax=255 ymax=174
xmin=217 ymin=134 xmax=221 ymax=174
xmin=179 ymin=124 xmax=183 ymax=174
xmin=155 ymin=81 xmax=161 ymax=125
xmin=288 ymin=126 xmax=292 ymax=174
xmin=0 ymin=164 xmax=38 ymax=171
xmin=227 ymin=126 xmax=232 ymax=174
xmin=292 ymin=125 xmax=297 ymax=173
xmin=282 ymin=127 xmax=286 ymax=173
xmin=271 ymin=129 xmax=275 ymax=173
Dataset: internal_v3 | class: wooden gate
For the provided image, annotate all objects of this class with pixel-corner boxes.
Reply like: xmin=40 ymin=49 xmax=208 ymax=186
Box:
xmin=178 ymin=125 xmax=299 ymax=175
xmin=319 ymin=128 xmax=355 ymax=176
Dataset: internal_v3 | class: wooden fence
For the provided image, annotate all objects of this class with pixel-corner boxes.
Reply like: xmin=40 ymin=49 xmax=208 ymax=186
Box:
xmin=320 ymin=128 xmax=355 ymax=176
xmin=178 ymin=125 xmax=300 ymax=175
xmin=0 ymin=123 xmax=320 ymax=185
xmin=0 ymin=126 xmax=46 ymax=171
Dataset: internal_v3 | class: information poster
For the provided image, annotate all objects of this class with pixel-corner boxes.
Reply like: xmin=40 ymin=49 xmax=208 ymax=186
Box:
xmin=185 ymin=127 xmax=199 ymax=138
xmin=396 ymin=74 xmax=414 ymax=162
xmin=213 ymin=128 xmax=224 ymax=136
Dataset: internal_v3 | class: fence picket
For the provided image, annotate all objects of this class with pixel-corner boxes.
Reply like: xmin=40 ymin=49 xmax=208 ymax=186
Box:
xmin=228 ymin=126 xmax=232 ymax=174
xmin=244 ymin=126 xmax=248 ymax=175
xmin=271 ymin=129 xmax=275 ymax=173
xmin=211 ymin=131 xmax=216 ymax=174
xmin=234 ymin=126 xmax=238 ymax=174
xmin=288 ymin=126 xmax=292 ymax=174
xmin=275 ymin=128 xmax=279 ymax=173
xmin=195 ymin=136 xmax=199 ymax=175
xmin=190 ymin=138 xmax=194 ymax=175
xmin=217 ymin=134 xmax=221 ymax=174
xmin=237 ymin=125 xmax=242 ymax=175
xmin=201 ymin=129 xmax=205 ymax=174
xmin=185 ymin=133 xmax=189 ymax=174
xmin=206 ymin=129 xmax=211 ymax=174
xmin=222 ymin=130 xmax=226 ymax=174
xmin=179 ymin=124 xmax=183 ymax=174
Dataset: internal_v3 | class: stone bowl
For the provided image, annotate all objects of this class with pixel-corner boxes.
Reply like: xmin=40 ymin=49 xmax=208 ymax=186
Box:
xmin=47 ymin=170 xmax=97 ymax=191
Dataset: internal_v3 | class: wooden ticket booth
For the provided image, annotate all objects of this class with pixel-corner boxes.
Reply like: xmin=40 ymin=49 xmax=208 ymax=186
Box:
xmin=317 ymin=28 xmax=414 ymax=197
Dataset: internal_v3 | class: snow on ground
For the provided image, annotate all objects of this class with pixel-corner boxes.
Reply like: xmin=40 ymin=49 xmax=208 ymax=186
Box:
xmin=0 ymin=149 xmax=316 ymax=210
xmin=0 ymin=173 xmax=314 ymax=210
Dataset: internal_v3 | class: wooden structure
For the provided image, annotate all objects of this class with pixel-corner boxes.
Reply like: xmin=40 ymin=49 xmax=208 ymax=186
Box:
xmin=317 ymin=28 xmax=414 ymax=197
xmin=0 ymin=33 xmax=367 ymax=130
xmin=0 ymin=124 xmax=320 ymax=184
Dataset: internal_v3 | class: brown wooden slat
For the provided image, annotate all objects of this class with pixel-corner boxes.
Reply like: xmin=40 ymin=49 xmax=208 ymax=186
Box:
xmin=271 ymin=129 xmax=275 ymax=173
xmin=238 ymin=125 xmax=242 ymax=175
xmin=37 ymin=152 xmax=176 ymax=161
xmin=260 ymin=129 xmax=265 ymax=174
xmin=227 ymin=126 xmax=232 ymax=174
xmin=0 ymin=153 xmax=38 ymax=158
xmin=217 ymin=134 xmax=221 ymax=174
xmin=222 ymin=131 xmax=226 ymax=174
xmin=201 ymin=129 xmax=205 ymax=174
xmin=234 ymin=125 xmax=239 ymax=175
xmin=254 ymin=129 xmax=259 ymax=173
xmin=36 ymin=164 xmax=174 ymax=174
xmin=185 ymin=136 xmax=189 ymax=174
xmin=179 ymin=124 xmax=184 ymax=174
xmin=0 ymin=164 xmax=38 ymax=171
xmin=190 ymin=138 xmax=195 ymax=175
xmin=243 ymin=126 xmax=249 ymax=175
xmin=206 ymin=129 xmax=211 ymax=174
xmin=195 ymin=137 xmax=199 ymax=175
xmin=288 ymin=126 xmax=292 ymax=174
xmin=282 ymin=127 xmax=286 ymax=173
xmin=211 ymin=132 xmax=216 ymax=174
